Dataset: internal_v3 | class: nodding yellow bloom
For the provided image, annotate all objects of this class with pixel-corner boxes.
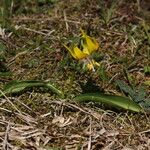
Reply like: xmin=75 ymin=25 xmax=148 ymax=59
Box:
xmin=63 ymin=29 xmax=99 ymax=60
xmin=63 ymin=44 xmax=88 ymax=60
xmin=80 ymin=28 xmax=99 ymax=54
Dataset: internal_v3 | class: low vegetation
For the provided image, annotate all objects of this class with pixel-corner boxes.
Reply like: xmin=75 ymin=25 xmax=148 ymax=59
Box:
xmin=0 ymin=0 xmax=150 ymax=149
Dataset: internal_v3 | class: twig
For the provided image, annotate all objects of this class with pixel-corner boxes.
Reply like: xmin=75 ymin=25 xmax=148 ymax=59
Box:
xmin=16 ymin=98 xmax=33 ymax=111
xmin=87 ymin=117 xmax=92 ymax=150
xmin=63 ymin=11 xmax=69 ymax=32
xmin=2 ymin=122 xmax=10 ymax=150
xmin=13 ymin=16 xmax=81 ymax=24
xmin=0 ymin=107 xmax=12 ymax=113
xmin=21 ymin=26 xmax=55 ymax=38
xmin=0 ymin=90 xmax=22 ymax=115
xmin=22 ymin=27 xmax=48 ymax=36
xmin=139 ymin=129 xmax=150 ymax=134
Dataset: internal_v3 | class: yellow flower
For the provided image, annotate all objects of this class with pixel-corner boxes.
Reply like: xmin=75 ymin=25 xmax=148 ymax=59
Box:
xmin=80 ymin=28 xmax=99 ymax=54
xmin=63 ymin=44 xmax=88 ymax=60
xmin=63 ymin=29 xmax=99 ymax=60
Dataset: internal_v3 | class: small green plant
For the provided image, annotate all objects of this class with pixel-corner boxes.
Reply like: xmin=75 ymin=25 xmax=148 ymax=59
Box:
xmin=64 ymin=29 xmax=146 ymax=113
xmin=116 ymin=80 xmax=150 ymax=112
xmin=99 ymin=1 xmax=117 ymax=26
xmin=63 ymin=28 xmax=100 ymax=71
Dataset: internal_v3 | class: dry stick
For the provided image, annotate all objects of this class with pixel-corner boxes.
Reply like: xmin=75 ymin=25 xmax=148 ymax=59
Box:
xmin=16 ymin=98 xmax=33 ymax=111
xmin=2 ymin=122 xmax=10 ymax=150
xmin=49 ymin=100 xmax=102 ymax=120
xmin=40 ymin=112 xmax=51 ymax=118
xmin=108 ymin=73 xmax=118 ymax=84
xmin=139 ymin=129 xmax=150 ymax=134
xmin=0 ymin=107 xmax=12 ymax=113
xmin=22 ymin=27 xmax=55 ymax=37
xmin=64 ymin=102 xmax=91 ymax=115
xmin=67 ymin=103 xmax=101 ymax=120
xmin=13 ymin=16 xmax=81 ymax=24
xmin=0 ymin=90 xmax=22 ymax=115
xmin=22 ymin=27 xmax=48 ymax=36
xmin=16 ymin=113 xmax=37 ymax=125
xmin=63 ymin=11 xmax=69 ymax=32
xmin=87 ymin=117 xmax=92 ymax=150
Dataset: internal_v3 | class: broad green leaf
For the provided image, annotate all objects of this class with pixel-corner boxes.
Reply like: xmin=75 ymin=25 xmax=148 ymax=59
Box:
xmin=74 ymin=93 xmax=143 ymax=112
xmin=0 ymin=80 xmax=64 ymax=98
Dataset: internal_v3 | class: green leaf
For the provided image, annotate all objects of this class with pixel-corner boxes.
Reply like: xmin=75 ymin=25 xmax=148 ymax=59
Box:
xmin=116 ymin=80 xmax=150 ymax=112
xmin=116 ymin=80 xmax=136 ymax=100
xmin=98 ymin=65 xmax=108 ymax=81
xmin=0 ymin=80 xmax=64 ymax=98
xmin=74 ymin=93 xmax=143 ymax=112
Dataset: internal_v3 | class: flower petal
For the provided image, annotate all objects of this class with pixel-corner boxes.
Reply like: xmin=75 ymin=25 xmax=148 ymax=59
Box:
xmin=63 ymin=44 xmax=78 ymax=59
xmin=73 ymin=46 xmax=88 ymax=59
xmin=80 ymin=28 xmax=99 ymax=54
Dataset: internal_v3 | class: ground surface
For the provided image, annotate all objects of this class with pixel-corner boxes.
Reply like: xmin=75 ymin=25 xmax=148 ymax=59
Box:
xmin=0 ymin=0 xmax=150 ymax=149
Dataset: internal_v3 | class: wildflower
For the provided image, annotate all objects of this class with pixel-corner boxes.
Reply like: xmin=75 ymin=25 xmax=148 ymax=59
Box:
xmin=63 ymin=44 xmax=88 ymax=60
xmin=64 ymin=29 xmax=99 ymax=60
xmin=63 ymin=29 xmax=100 ymax=71
xmin=80 ymin=28 xmax=99 ymax=54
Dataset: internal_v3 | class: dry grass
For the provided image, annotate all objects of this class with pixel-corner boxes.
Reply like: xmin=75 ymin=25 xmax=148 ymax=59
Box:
xmin=0 ymin=0 xmax=150 ymax=149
